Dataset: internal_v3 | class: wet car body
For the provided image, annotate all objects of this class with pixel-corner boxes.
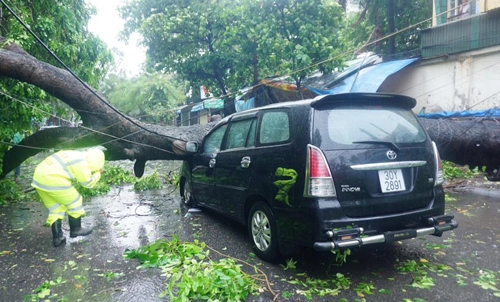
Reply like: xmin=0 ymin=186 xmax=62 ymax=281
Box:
xmin=180 ymin=92 xmax=458 ymax=262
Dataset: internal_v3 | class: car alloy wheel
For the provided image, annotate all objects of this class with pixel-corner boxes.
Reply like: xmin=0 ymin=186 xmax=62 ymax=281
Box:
xmin=248 ymin=201 xmax=279 ymax=262
xmin=183 ymin=179 xmax=194 ymax=206
xmin=251 ymin=210 xmax=271 ymax=251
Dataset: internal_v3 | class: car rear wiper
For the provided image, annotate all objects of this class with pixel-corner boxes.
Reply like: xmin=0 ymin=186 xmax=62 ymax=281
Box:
xmin=352 ymin=140 xmax=400 ymax=151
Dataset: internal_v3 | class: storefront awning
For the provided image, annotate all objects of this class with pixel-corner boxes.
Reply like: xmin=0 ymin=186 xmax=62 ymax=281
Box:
xmin=190 ymin=99 xmax=224 ymax=112
xmin=191 ymin=103 xmax=204 ymax=112
xmin=204 ymin=98 xmax=224 ymax=109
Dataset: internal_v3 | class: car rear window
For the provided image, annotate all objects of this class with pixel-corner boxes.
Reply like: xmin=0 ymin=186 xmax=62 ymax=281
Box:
xmin=315 ymin=105 xmax=427 ymax=146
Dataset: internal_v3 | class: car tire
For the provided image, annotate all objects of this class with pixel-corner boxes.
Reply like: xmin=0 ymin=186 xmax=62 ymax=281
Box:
xmin=182 ymin=178 xmax=194 ymax=207
xmin=486 ymin=167 xmax=500 ymax=181
xmin=248 ymin=201 xmax=280 ymax=262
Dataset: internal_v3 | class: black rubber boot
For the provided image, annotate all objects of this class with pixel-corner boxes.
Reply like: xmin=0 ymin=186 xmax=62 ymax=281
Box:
xmin=51 ymin=219 xmax=66 ymax=247
xmin=68 ymin=216 xmax=93 ymax=238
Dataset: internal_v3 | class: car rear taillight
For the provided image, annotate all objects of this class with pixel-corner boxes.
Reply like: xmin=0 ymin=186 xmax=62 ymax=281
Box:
xmin=432 ymin=141 xmax=444 ymax=186
xmin=305 ymin=145 xmax=336 ymax=197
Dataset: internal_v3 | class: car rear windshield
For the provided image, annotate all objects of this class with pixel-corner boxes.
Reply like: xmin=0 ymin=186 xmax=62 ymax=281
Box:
xmin=314 ymin=105 xmax=427 ymax=147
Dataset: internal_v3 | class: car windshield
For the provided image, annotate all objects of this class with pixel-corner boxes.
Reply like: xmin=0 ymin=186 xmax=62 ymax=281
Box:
xmin=315 ymin=105 xmax=427 ymax=146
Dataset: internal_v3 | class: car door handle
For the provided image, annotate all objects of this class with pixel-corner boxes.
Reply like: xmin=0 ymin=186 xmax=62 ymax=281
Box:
xmin=209 ymin=158 xmax=216 ymax=168
xmin=241 ymin=156 xmax=251 ymax=168
xmin=192 ymin=165 xmax=205 ymax=172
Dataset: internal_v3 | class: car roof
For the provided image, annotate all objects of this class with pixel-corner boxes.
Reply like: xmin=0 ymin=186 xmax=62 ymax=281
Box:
xmin=216 ymin=92 xmax=416 ymax=125
xmin=312 ymin=93 xmax=416 ymax=109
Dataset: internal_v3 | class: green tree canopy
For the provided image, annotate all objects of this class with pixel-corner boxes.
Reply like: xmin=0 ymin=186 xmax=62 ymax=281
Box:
xmin=101 ymin=73 xmax=186 ymax=125
xmin=256 ymin=0 xmax=346 ymax=90
xmin=120 ymin=0 xmax=347 ymax=96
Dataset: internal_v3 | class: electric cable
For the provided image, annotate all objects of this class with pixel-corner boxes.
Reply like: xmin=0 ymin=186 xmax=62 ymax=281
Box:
xmin=0 ymin=90 xmax=177 ymax=155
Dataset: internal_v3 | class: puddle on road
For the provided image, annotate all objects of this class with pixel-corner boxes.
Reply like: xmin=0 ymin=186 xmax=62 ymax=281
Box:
xmin=86 ymin=185 xmax=186 ymax=250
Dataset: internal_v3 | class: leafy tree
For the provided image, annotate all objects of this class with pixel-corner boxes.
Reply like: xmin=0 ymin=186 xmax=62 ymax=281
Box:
xmin=120 ymin=0 xmax=239 ymax=96
xmin=120 ymin=0 xmax=347 ymax=97
xmin=0 ymin=0 xmax=113 ymax=165
xmin=349 ymin=0 xmax=432 ymax=58
xmin=102 ymin=73 xmax=186 ymax=125
xmin=257 ymin=0 xmax=346 ymax=92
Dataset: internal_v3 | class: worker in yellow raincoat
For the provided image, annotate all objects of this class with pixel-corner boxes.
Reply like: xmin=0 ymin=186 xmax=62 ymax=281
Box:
xmin=31 ymin=148 xmax=105 ymax=247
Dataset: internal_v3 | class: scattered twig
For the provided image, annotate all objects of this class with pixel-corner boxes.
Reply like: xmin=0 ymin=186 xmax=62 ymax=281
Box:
xmin=204 ymin=244 xmax=280 ymax=301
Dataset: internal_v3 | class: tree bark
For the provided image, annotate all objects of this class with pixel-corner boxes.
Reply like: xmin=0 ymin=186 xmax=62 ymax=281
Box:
xmin=419 ymin=118 xmax=500 ymax=179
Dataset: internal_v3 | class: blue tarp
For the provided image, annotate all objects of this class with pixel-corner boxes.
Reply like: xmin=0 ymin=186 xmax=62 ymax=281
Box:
xmin=307 ymin=58 xmax=419 ymax=95
xmin=418 ymin=108 xmax=500 ymax=119
xmin=235 ymin=97 xmax=255 ymax=112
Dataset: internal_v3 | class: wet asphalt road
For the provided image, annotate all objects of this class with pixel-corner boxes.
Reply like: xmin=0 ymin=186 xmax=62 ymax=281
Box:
xmin=1 ymin=160 xmax=499 ymax=302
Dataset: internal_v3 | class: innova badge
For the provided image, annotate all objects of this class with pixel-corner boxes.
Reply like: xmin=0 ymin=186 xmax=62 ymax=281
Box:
xmin=386 ymin=150 xmax=397 ymax=160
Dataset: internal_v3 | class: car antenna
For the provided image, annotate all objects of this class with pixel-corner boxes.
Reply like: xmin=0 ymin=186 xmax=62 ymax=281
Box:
xmin=349 ymin=53 xmax=370 ymax=93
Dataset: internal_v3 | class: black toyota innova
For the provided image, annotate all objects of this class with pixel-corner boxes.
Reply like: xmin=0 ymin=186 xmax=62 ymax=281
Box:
xmin=180 ymin=93 xmax=458 ymax=262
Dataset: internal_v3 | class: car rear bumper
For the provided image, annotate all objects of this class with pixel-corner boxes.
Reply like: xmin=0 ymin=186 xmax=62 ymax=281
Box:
xmin=312 ymin=214 xmax=458 ymax=251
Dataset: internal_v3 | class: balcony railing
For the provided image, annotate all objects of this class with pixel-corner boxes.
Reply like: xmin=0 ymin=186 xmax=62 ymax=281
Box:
xmin=421 ymin=8 xmax=500 ymax=58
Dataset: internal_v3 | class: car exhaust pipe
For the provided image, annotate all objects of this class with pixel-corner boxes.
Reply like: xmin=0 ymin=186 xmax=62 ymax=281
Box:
xmin=313 ymin=242 xmax=335 ymax=252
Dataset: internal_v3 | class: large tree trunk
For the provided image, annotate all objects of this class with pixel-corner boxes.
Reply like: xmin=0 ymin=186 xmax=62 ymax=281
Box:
xmin=0 ymin=42 xmax=213 ymax=178
xmin=419 ymin=118 xmax=500 ymax=180
xmin=2 ymin=39 xmax=500 ymax=180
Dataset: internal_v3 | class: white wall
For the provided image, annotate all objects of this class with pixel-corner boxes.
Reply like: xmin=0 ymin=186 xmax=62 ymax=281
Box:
xmin=379 ymin=45 xmax=500 ymax=113
xmin=199 ymin=111 xmax=208 ymax=124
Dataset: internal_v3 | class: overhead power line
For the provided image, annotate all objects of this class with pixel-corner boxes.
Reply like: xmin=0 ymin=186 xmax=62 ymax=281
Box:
xmin=0 ymin=90 xmax=177 ymax=155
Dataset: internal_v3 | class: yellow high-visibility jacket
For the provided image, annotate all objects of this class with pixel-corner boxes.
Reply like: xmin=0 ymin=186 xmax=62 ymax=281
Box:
xmin=32 ymin=150 xmax=104 ymax=192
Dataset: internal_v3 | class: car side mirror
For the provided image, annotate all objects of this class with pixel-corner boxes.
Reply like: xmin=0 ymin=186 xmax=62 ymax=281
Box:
xmin=185 ymin=142 xmax=199 ymax=153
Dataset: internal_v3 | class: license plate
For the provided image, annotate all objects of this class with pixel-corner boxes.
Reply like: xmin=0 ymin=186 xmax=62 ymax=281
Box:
xmin=378 ymin=169 xmax=406 ymax=193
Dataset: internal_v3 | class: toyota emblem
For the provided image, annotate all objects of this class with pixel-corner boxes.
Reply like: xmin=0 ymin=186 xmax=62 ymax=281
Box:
xmin=386 ymin=150 xmax=397 ymax=160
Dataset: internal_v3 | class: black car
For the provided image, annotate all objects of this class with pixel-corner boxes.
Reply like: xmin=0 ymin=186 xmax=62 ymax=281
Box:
xmin=180 ymin=93 xmax=458 ymax=262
